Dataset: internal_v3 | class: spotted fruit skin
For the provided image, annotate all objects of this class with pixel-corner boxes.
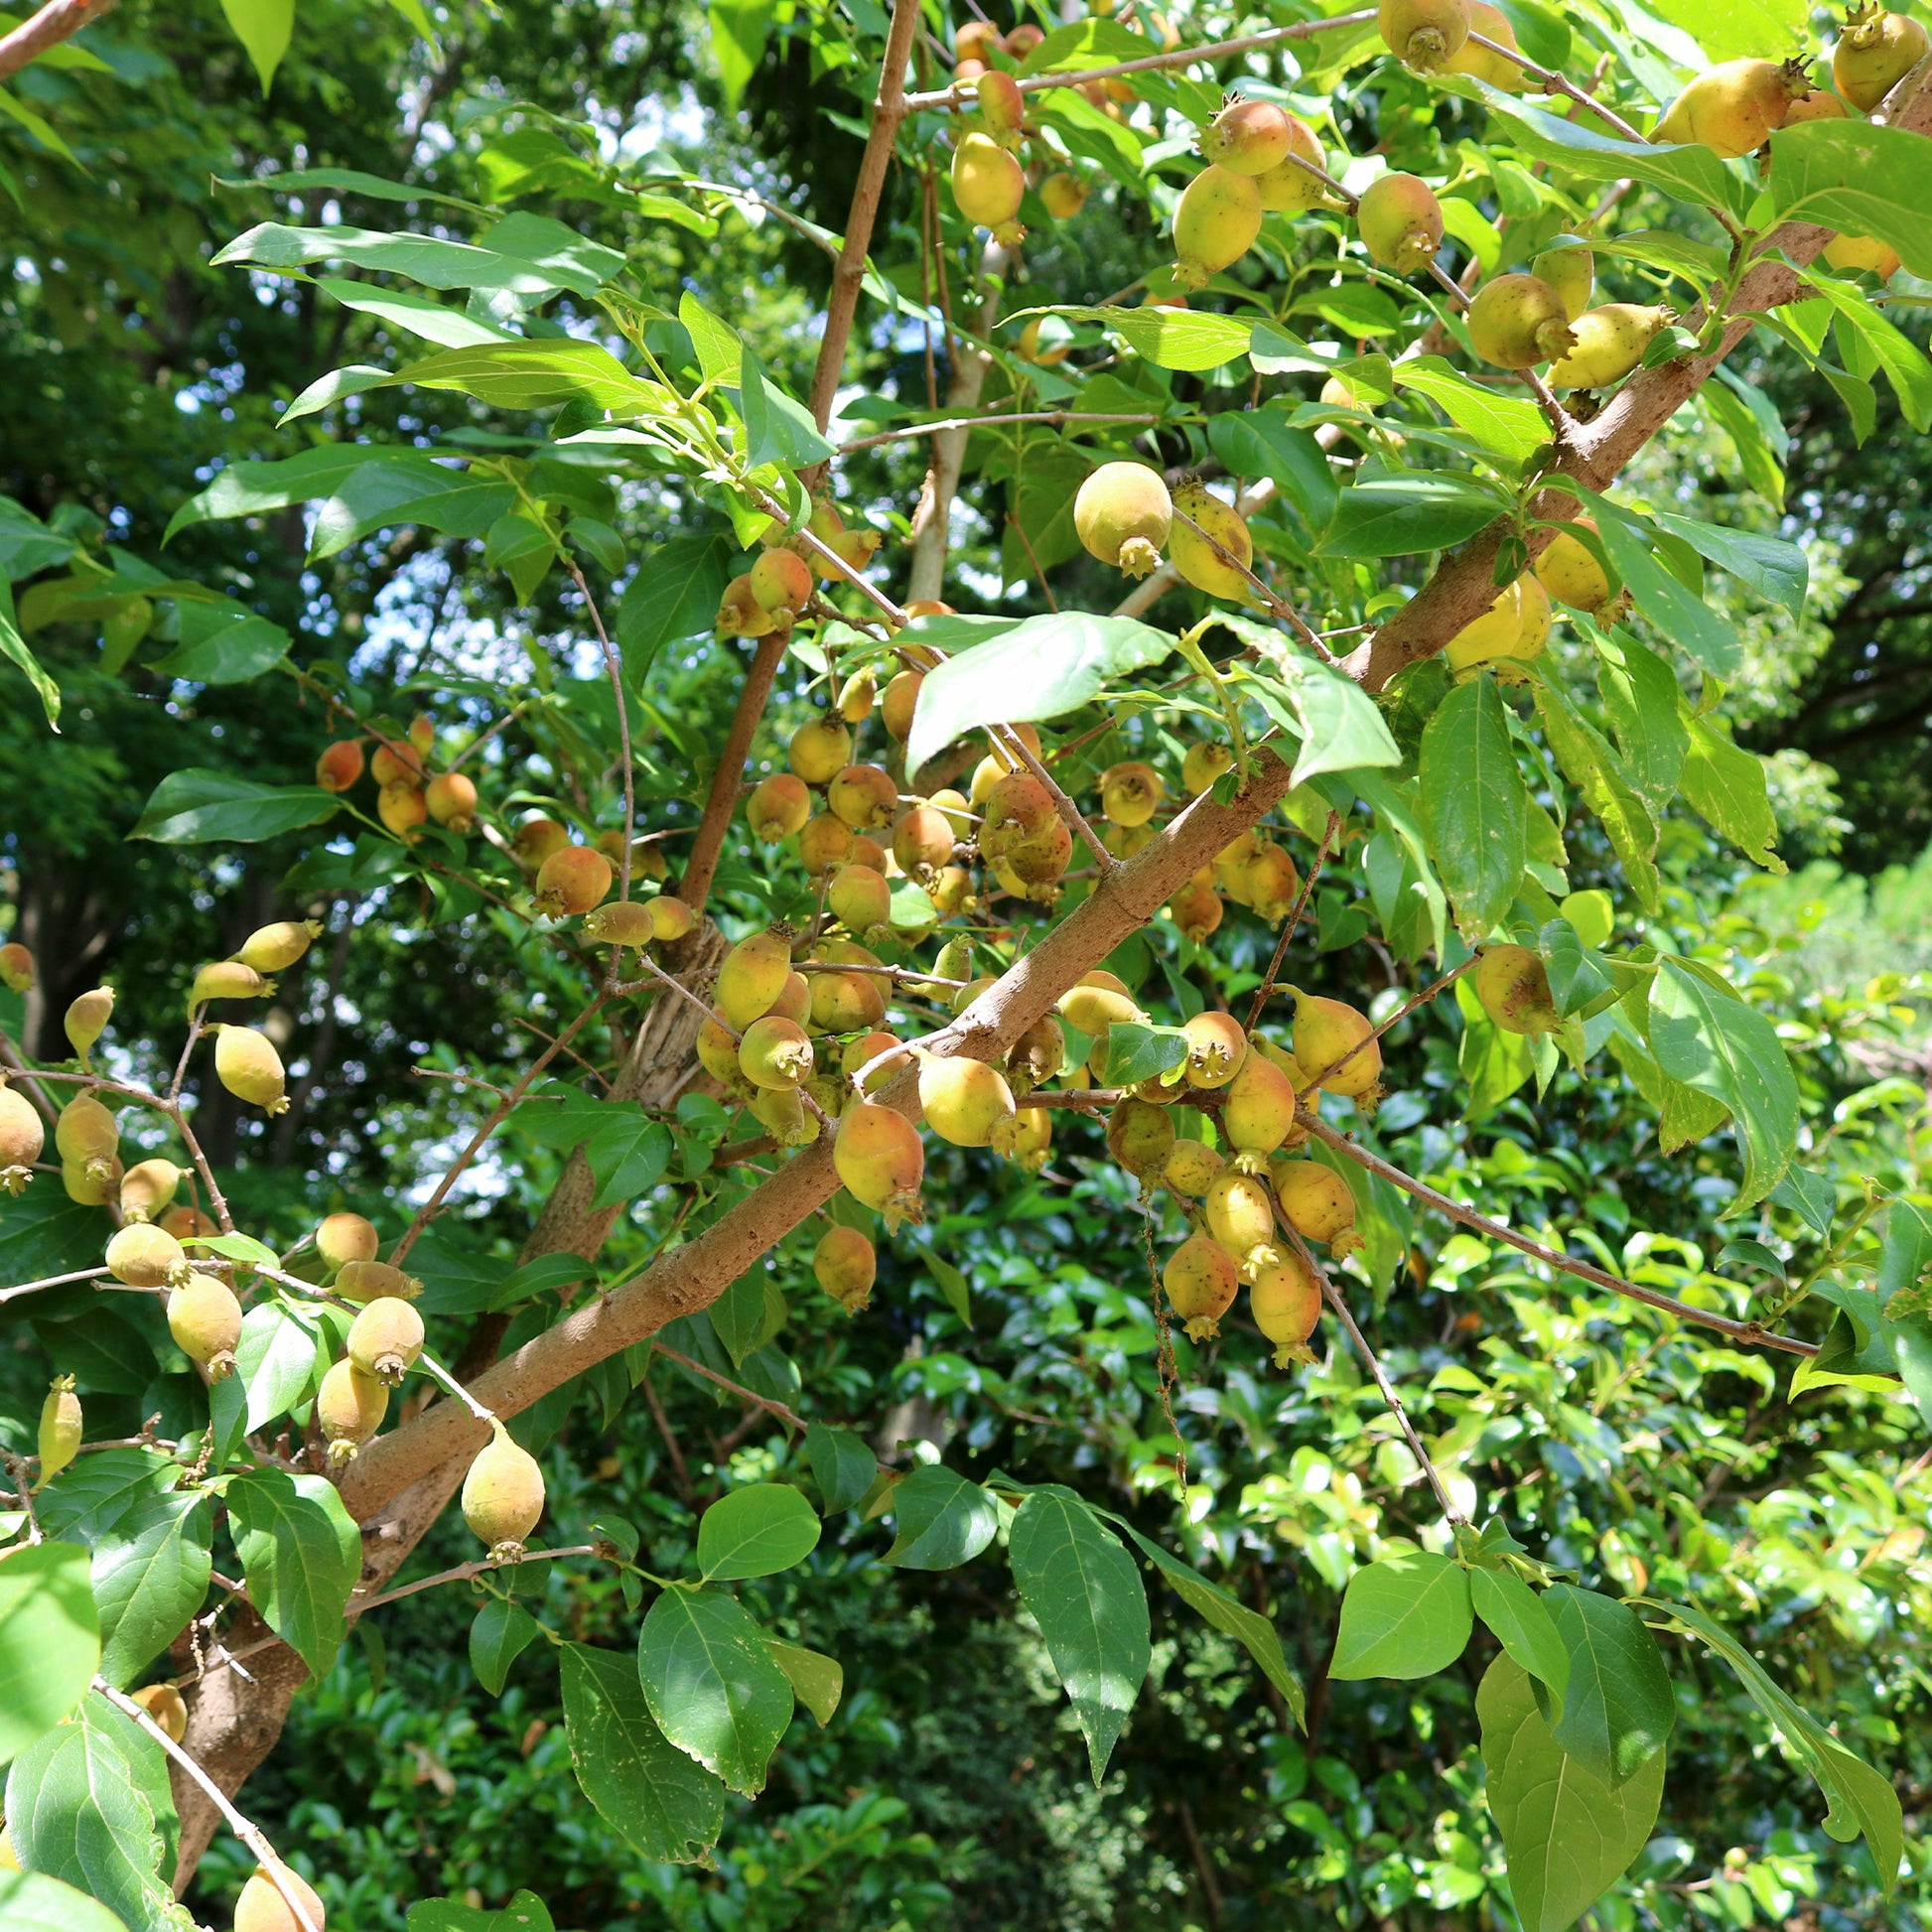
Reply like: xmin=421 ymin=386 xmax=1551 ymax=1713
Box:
xmin=1290 ymin=991 xmax=1382 ymax=1101
xmin=581 ymin=900 xmax=658 ymax=950
xmin=1653 ymin=57 xmax=1808 ymax=154
xmin=834 ymin=1101 xmax=925 ymax=1228
xmin=168 ymin=1273 xmax=245 ymax=1381
xmin=534 ymin=846 xmax=614 ymax=918
xmin=1163 ymin=1233 xmax=1242 ymax=1339
xmin=1100 ymin=759 xmax=1166 ymax=828
xmin=1443 ymin=0 xmax=1521 ymax=86
xmin=1222 ymin=1049 xmax=1298 ymax=1169
xmin=1205 ymin=1171 xmax=1282 ymax=1280
xmin=1107 ymin=1096 xmax=1177 ymax=1179
xmin=1250 ymin=1251 xmax=1323 ymax=1366
xmin=1531 ymin=242 xmax=1593 ymax=321
xmin=1835 ymin=6 xmax=1929 ymax=110
xmin=740 ymin=1016 xmax=815 ymax=1091
xmin=1466 ymin=272 xmax=1576 ymax=368
xmin=814 ymin=1225 xmax=878 ymax=1311
xmin=1473 ymin=943 xmax=1563 ymax=1035
xmin=1074 ymin=463 xmax=1173 ymax=576
xmin=1173 ymin=164 xmax=1263 ymax=288
xmin=1164 ymin=1139 xmax=1226 ymax=1195
xmin=346 ymin=1296 xmax=426 ymax=1385
xmin=1377 ymin=0 xmax=1469 ymax=70
xmin=0 ymin=1081 xmax=46 ymax=1195
xmin=1170 ymin=480 xmax=1253 ymax=599
xmin=1356 ymin=172 xmax=1444 ymax=274
xmin=1182 ymin=742 xmax=1234 ymax=795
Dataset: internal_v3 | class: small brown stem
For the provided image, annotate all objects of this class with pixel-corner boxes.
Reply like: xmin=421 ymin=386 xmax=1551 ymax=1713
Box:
xmin=677 ymin=631 xmax=788 ymax=914
xmin=652 ymin=1340 xmax=806 ymax=1431
xmin=0 ymin=0 xmax=113 ymax=80
xmin=1245 ymin=813 xmax=1338 ymax=1031
xmin=840 ymin=410 xmax=1160 ymax=453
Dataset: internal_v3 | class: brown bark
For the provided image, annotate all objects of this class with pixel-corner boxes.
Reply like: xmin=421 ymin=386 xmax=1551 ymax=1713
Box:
xmin=0 ymin=0 xmax=114 ymax=80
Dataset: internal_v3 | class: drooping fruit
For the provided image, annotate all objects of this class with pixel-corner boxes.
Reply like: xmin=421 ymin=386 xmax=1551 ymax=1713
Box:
xmin=36 ymin=1377 xmax=80 ymax=1488
xmin=1355 ymin=172 xmax=1444 ymax=275
xmin=977 ymin=68 xmax=1026 ymax=142
xmin=0 ymin=941 xmax=30 ymax=995
xmin=1100 ymin=760 xmax=1166 ymax=828
xmin=131 ymin=1682 xmax=189 ymax=1743
xmin=834 ymin=1100 xmax=925 ymax=1228
xmin=1531 ymin=242 xmax=1593 ymax=322
xmin=193 ymin=960 xmax=280 ymax=1015
xmin=1466 ymin=272 xmax=1576 ymax=367
xmin=1443 ymin=0 xmax=1522 ymax=86
xmin=1250 ymin=1251 xmax=1323 ymax=1366
xmin=56 ymin=1091 xmax=119 ymax=1182
xmin=426 ymin=772 xmax=479 ymax=832
xmin=843 ymin=1030 xmax=905 ymax=1095
xmin=1378 ymin=0 xmax=1469 ymax=69
xmin=811 ymin=968 xmax=887 ymax=1033
xmin=1548 ymin=303 xmax=1672 ymax=389
xmin=119 ymin=1158 xmax=182 ymax=1223
xmin=1824 ymin=233 xmax=1901 ymax=277
xmin=991 ymin=1106 xmax=1051 ymax=1171
xmin=318 ymin=1357 xmax=388 ymax=1466
xmin=511 ymin=817 xmax=570 ymax=868
xmin=580 ymin=900 xmax=658 ymax=949
xmin=839 ymin=670 xmax=878 ymax=723
xmin=716 ymin=928 xmax=794 ymax=1028
xmin=814 ymin=1224 xmax=877 ymax=1312
xmin=1254 ymin=112 xmax=1330 ymax=210
xmin=1473 ymin=942 xmax=1563 ymax=1035
xmin=1163 ymin=1234 xmax=1242 ymax=1340
xmin=1171 ymin=478 xmax=1254 ymax=599
xmin=63 ymin=1159 xmax=116 ymax=1205
xmin=1273 ymin=1160 xmax=1362 ymax=1256
xmin=828 ymin=763 xmax=898 ymax=830
xmin=1168 ymin=879 xmax=1224 ymax=944
xmin=346 ymin=1296 xmax=426 ymax=1385
xmin=1244 ymin=842 xmax=1302 ymax=921
xmin=882 ymin=670 xmax=924 ymax=742
xmin=751 ymin=1083 xmax=819 ymax=1148
xmin=1835 ymin=4 xmax=1929 ymax=108
xmin=717 ymin=576 xmax=777 ymax=637
xmin=1164 ymin=1139 xmax=1226 ymax=1195
xmin=316 ymin=1211 xmax=379 ymax=1273
xmin=235 ymin=920 xmax=323 ymax=973
xmin=1205 ymin=1171 xmax=1281 ymax=1279
xmin=1181 ymin=742 xmax=1235 ymax=795
xmin=1173 ymin=164 xmax=1263 ymax=288
xmin=334 ymin=1258 xmax=422 ymax=1305
xmin=919 ymin=1054 xmax=1016 ymax=1148
xmin=1201 ymin=95 xmax=1293 ymax=174
xmin=1039 ymin=171 xmax=1088 ymax=217
xmin=234 ymin=1862 xmax=328 ymax=1932
xmin=0 ymin=1081 xmax=45 ymax=1196
xmin=1290 ymin=990 xmax=1382 ymax=1101
xmin=749 ymin=546 xmax=814 ymax=617
xmin=106 ymin=1222 xmax=185 ymax=1288
xmin=1074 ymin=463 xmax=1173 ymax=577
xmin=65 ymin=986 xmax=113 ymax=1064
xmin=378 ymin=781 xmax=429 ymax=842
xmin=214 ymin=1026 xmax=290 ymax=1115
xmin=740 ymin=1016 xmax=814 ymax=1090
xmin=316 ymin=740 xmax=365 ymax=793
xmin=1654 ymin=57 xmax=1809 ymax=154
xmin=1535 ymin=517 xmax=1613 ymax=612
xmin=952 ymin=130 xmax=1026 ymax=230
xmin=533 ymin=846 xmax=614 ymax=918
xmin=1182 ymin=1011 xmax=1248 ymax=1089
xmin=697 ymin=1015 xmax=749 ymax=1089
xmin=789 ymin=715 xmax=853 ymax=785
xmin=1222 ymin=1048 xmax=1298 ymax=1169
xmin=168 ymin=1272 xmax=244 ymax=1380
xmin=892 ymin=804 xmax=956 ymax=876
xmin=827 ymin=864 xmax=893 ymax=936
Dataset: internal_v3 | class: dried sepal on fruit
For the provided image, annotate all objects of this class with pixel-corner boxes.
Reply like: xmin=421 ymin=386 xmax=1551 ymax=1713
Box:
xmin=36 ymin=1376 xmax=81 ymax=1489
xmin=1251 ymin=1251 xmax=1323 ymax=1367
xmin=463 ymin=1419 xmax=547 ymax=1559
xmin=346 ymin=1296 xmax=426 ymax=1385
xmin=168 ymin=1272 xmax=245 ymax=1381
xmin=214 ymin=1026 xmax=291 ymax=1115
xmin=318 ymin=1357 xmax=388 ymax=1466
xmin=119 ymin=1158 xmax=183 ymax=1223
xmin=0 ymin=1079 xmax=45 ymax=1195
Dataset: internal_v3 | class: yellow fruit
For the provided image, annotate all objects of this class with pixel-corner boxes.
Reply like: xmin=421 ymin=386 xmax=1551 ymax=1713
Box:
xmin=952 ymin=130 xmax=1026 ymax=230
xmin=1535 ymin=518 xmax=1613 ymax=612
xmin=809 ymin=968 xmax=886 ymax=1033
xmin=1548 ymin=303 xmax=1672 ymax=389
xmin=317 ymin=1211 xmax=379 ymax=1273
xmin=188 ymin=961 xmax=274 ymax=1012
xmin=842 ymin=1031 xmax=905 ymax=1096
xmin=1825 ymin=233 xmax=1901 ymax=278
xmin=1654 ymin=57 xmax=1808 ymax=155
xmin=426 ymin=771 xmax=479 ymax=831
xmin=1074 ymin=463 xmax=1173 ymax=577
xmin=334 ymin=1258 xmax=422 ymax=1305
xmin=1835 ymin=4 xmax=1929 ymax=109
xmin=1107 ymin=1096 xmax=1176 ymax=1178
xmin=1058 ymin=980 xmax=1149 ymax=1036
xmin=65 ymin=986 xmax=113 ymax=1064
xmin=533 ymin=846 xmax=614 ymax=918
xmin=828 ymin=864 xmax=893 ymax=935
xmin=235 ymin=920 xmax=323 ymax=973
xmin=106 ymin=1222 xmax=185 ymax=1288
xmin=1531 ymin=242 xmax=1593 ymax=321
xmin=316 ymin=740 xmax=364 ymax=792
xmin=346 ymin=1296 xmax=426 ymax=1385
xmin=1443 ymin=0 xmax=1522 ymax=86
xmin=1163 ymin=1234 xmax=1242 ymax=1340
xmin=977 ymin=68 xmax=1026 ymax=141
xmin=1356 ymin=172 xmax=1444 ymax=275
xmin=1467 ymin=273 xmax=1575 ymax=367
xmin=827 ymin=763 xmax=898 ymax=831
xmin=233 ymin=1863 xmax=327 ymax=1932
xmin=112 ymin=1158 xmax=181 ymax=1226
xmin=214 ymin=1026 xmax=290 ymax=1116
xmin=0 ymin=1081 xmax=45 ymax=1196
xmin=649 ymin=896 xmax=695 ymax=942
xmin=1168 ymin=879 xmax=1224 ymax=944
xmin=881 ymin=670 xmax=924 ymax=742
xmin=1205 ymin=1171 xmax=1281 ymax=1279
xmin=1222 ymin=1048 xmax=1298 ymax=1169
xmin=1173 ymin=164 xmax=1263 ymax=288
xmin=717 ymin=573 xmax=778 ymax=638
xmin=1170 ymin=478 xmax=1253 ymax=599
xmin=1273 ymin=1160 xmax=1362 ymax=1256
xmin=1164 ymin=1139 xmax=1226 ymax=1195
xmin=814 ymin=1225 xmax=877 ymax=1312
xmin=990 ymin=1105 xmax=1051 ymax=1170
xmin=1254 ymin=113 xmax=1330 ymax=210
xmin=131 ymin=1682 xmax=189 ymax=1742
xmin=750 ymin=546 xmax=814 ymax=616
xmin=54 ymin=1094 xmax=115 ymax=1184
xmin=892 ymin=804 xmax=956 ymax=876
xmin=1182 ymin=743 xmax=1234 ymax=795
xmin=370 ymin=740 xmax=422 ymax=787
xmin=834 ymin=1101 xmax=925 ymax=1228
xmin=512 ymin=817 xmax=570 ymax=868
xmin=1378 ymin=0 xmax=1469 ymax=69
xmin=1444 ymin=580 xmax=1524 ymax=672
xmin=1473 ymin=942 xmax=1563 ymax=1035
xmin=459 ymin=1419 xmax=545 ymax=1558
xmin=1100 ymin=760 xmax=1166 ymax=828
xmin=168 ymin=1273 xmax=244 ymax=1380
xmin=1201 ymin=95 xmax=1293 ymax=175
xmin=1039 ymin=171 xmax=1088 ymax=218
xmin=751 ymin=1083 xmax=819 ymax=1148
xmin=716 ymin=929 xmax=794 ymax=1029
xmin=317 ymin=1358 xmax=388 ymax=1466
xmin=159 ymin=1204 xmax=217 ymax=1241
xmin=1181 ymin=1012 xmax=1247 ymax=1089
xmin=1290 ymin=990 xmax=1382 ymax=1101
xmin=0 ymin=941 xmax=30 ymax=994
xmin=579 ymin=900 xmax=657 ymax=950
xmin=740 ymin=1016 xmax=814 ymax=1090
xmin=789 ymin=715 xmax=854 ymax=785
xmin=1783 ymin=86 xmax=1851 ymax=123
xmin=1244 ymin=842 xmax=1302 ymax=921
xmin=37 ymin=1377 xmax=81 ymax=1488
xmin=918 ymin=1054 xmax=1016 ymax=1147
xmin=1251 ymin=1251 xmax=1323 ymax=1366
xmin=378 ymin=782 xmax=428 ymax=842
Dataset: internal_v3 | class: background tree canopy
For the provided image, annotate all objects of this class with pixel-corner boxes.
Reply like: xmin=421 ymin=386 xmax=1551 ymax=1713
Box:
xmin=0 ymin=0 xmax=1930 ymax=1927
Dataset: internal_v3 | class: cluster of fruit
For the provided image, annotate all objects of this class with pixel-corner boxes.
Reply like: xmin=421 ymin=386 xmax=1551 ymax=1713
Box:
xmin=717 ymin=500 xmax=884 ymax=636
xmin=316 ymin=711 xmax=479 ymax=843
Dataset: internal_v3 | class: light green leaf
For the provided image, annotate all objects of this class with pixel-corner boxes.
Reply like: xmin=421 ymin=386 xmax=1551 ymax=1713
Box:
xmin=1316 ymin=476 xmax=1505 ymax=559
xmin=1419 ymin=676 xmax=1528 ymax=939
xmin=1644 ymin=0 xmax=1807 ymax=62
xmin=129 ymin=769 xmax=340 ymax=845
xmin=1471 ymin=84 xmax=1738 ymax=210
xmin=91 ymin=1494 xmax=212 ymax=1688
xmin=1584 ymin=499 xmax=1741 ymax=678
xmin=1544 ymin=1585 xmax=1674 ymax=1787
xmin=0 ymin=580 xmax=60 ymax=730
xmin=636 ymin=1587 xmax=792 ymax=1795
xmin=1009 ymin=1492 xmax=1150 ymax=1784
xmin=738 ymin=350 xmax=834 ymax=472
xmin=1329 ymin=1550 xmax=1472 ymax=1681
xmin=0 ymin=1870 xmax=131 ymax=1932
xmin=149 ymin=608 xmax=290 ymax=685
xmin=761 ymin=1638 xmax=843 ymax=1726
xmin=804 ymin=1423 xmax=876 ymax=1516
xmin=315 ymin=278 xmax=514 ymax=349
xmin=1591 ymin=628 xmax=1687 ymax=811
xmin=0 ymin=1543 xmax=99 ymax=1766
xmin=1471 ymin=1569 xmax=1569 ymax=1720
xmin=1015 ymin=304 xmax=1257 ymax=372
xmin=285 ymin=340 xmax=663 ymax=427
xmin=1678 ymin=710 xmax=1783 ymax=872
xmin=697 ymin=1484 xmax=820 ymax=1582
xmin=1646 ymin=510 xmax=1807 ymax=616
xmin=617 ymin=532 xmax=733 ymax=686
xmin=708 ymin=0 xmax=773 ymax=111
xmin=470 ymin=1598 xmax=542 ymax=1698
xmin=561 ymin=1642 xmax=724 ymax=1861
xmin=1238 ymin=648 xmax=1400 ymax=786
xmin=226 ymin=1468 xmax=361 ymax=1677
xmin=217 ymin=0 xmax=293 ymax=94
xmin=883 ymin=1463 xmax=1000 ymax=1571
xmin=1529 ymin=668 xmax=1660 ymax=912
xmin=1393 ymin=357 xmax=1549 ymax=467
xmin=1769 ymin=119 xmax=1932 ymax=283
xmin=213 ymin=219 xmax=621 ymax=299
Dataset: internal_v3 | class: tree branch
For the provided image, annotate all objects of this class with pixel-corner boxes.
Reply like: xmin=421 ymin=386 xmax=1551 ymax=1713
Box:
xmin=0 ymin=0 xmax=113 ymax=81
xmin=675 ymin=630 xmax=787 ymax=914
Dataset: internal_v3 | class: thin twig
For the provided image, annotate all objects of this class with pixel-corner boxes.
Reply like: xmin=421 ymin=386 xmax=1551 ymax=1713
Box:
xmin=840 ymin=409 xmax=1159 ymax=453
xmin=0 ymin=0 xmax=114 ymax=81
xmin=350 ymin=1544 xmax=601 ymax=1618
xmin=652 ymin=1340 xmax=806 ymax=1431
xmin=1246 ymin=812 xmax=1337 ymax=1031
xmin=1464 ymin=32 xmax=1649 ymax=145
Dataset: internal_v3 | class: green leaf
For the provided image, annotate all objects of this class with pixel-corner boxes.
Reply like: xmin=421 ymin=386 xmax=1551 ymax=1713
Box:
xmin=129 ymin=769 xmax=340 ymax=845
xmin=406 ymin=1893 xmax=554 ymax=1932
xmin=213 ymin=217 xmax=622 ymax=299
xmin=164 ymin=444 xmax=392 ymax=542
xmin=1647 ymin=510 xmax=1807 ymax=616
xmin=225 ymin=1468 xmax=361 ymax=1677
xmin=469 ymin=1598 xmax=542 ymax=1697
xmin=1543 ymin=1585 xmax=1673 ymax=1787
xmin=30 ymin=1314 xmax=153 ymax=1397
xmin=315 ymin=278 xmax=512 ymax=349
xmin=1097 ymin=1020 xmax=1188 ymax=1089
xmin=925 ymin=1249 xmax=972 ymax=1327
xmin=1769 ymin=119 xmax=1932 ymax=285
xmin=1204 ymin=414 xmax=1337 ymax=531
xmin=310 ymin=460 xmax=516 ymax=561
xmin=902 ymin=611 xmax=1173 ymax=775
xmin=1538 ymin=918 xmax=1617 ymax=1019
xmin=1315 ymin=476 xmax=1504 ymax=558
xmin=617 ymin=532 xmax=733 ymax=686
xmin=91 ymin=1493 xmax=212 ymax=1688
xmin=1472 ymin=84 xmax=1738 ymax=210
xmin=697 ymin=1483 xmax=820 ymax=1582
xmin=217 ymin=0 xmax=292 ymax=92
xmin=1123 ymin=1529 xmax=1305 ymax=1727
xmin=235 ymin=1304 xmax=319 ymax=1433
xmin=1529 ymin=669 xmax=1660 ymax=913
xmin=1647 ymin=958 xmax=1799 ymax=1211
xmin=883 ymin=1463 xmax=1001 ymax=1571
xmin=149 ymin=607 xmax=291 ymax=685
xmin=1015 ymin=304 xmax=1257 ymax=373
xmin=1478 ymin=1655 xmax=1665 ymax=1932
xmin=584 ymin=1113 xmax=673 ymax=1210
xmin=1329 ymin=1550 xmax=1472 ymax=1680
xmin=804 ymin=1423 xmax=876 ymax=1515
xmin=1471 ymin=1570 xmax=1571 ymax=1721
xmin=1591 ymin=629 xmax=1688 ymax=811
xmin=708 ymin=0 xmax=772 ymax=111
xmin=1584 ymin=500 xmax=1741 ymax=678
xmin=761 ymin=1638 xmax=842 ymax=1726
xmin=1392 ymin=358 xmax=1549 ymax=467
xmin=636 ymin=1587 xmax=793 ymax=1795
xmin=5 ymin=1697 xmax=193 ymax=1932
xmin=32 ymin=1453 xmax=176 ymax=1548
xmin=1678 ymin=710 xmax=1783 ymax=872
xmin=1418 ymin=677 xmax=1528 ymax=940
xmin=1633 ymin=1596 xmax=1901 ymax=1892
xmin=1008 ymin=1493 xmax=1150 ymax=1784
xmin=0 ymin=1543 xmax=99 ymax=1766
xmin=737 ymin=350 xmax=834 ymax=472
xmin=1644 ymin=0 xmax=1806 ymax=61
xmin=562 ymin=1642 xmax=724 ymax=1862
xmin=285 ymin=339 xmax=663 ymax=427
xmin=0 ymin=582 xmax=60 ymax=731
xmin=1240 ymin=652 xmax=1400 ymax=786
xmin=0 ymin=1870 xmax=131 ymax=1932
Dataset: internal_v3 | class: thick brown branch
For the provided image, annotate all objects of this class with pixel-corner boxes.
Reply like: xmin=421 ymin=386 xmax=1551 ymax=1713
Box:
xmin=676 ymin=630 xmax=787 ymax=913
xmin=0 ymin=0 xmax=112 ymax=79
